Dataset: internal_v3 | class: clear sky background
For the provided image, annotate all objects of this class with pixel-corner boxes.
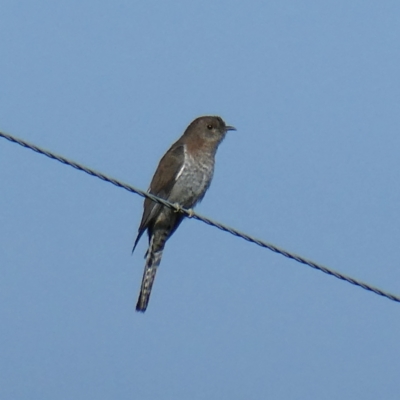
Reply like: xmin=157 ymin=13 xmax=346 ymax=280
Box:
xmin=1 ymin=1 xmax=400 ymax=399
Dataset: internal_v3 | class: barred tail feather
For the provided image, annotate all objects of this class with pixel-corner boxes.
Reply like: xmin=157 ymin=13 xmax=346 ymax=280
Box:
xmin=136 ymin=236 xmax=164 ymax=312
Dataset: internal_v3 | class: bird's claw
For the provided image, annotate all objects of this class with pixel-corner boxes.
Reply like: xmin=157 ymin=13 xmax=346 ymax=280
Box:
xmin=173 ymin=203 xmax=183 ymax=213
xmin=172 ymin=203 xmax=194 ymax=218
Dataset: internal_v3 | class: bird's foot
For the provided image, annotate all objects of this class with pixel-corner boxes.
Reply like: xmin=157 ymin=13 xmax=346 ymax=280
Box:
xmin=172 ymin=203 xmax=194 ymax=218
xmin=172 ymin=203 xmax=183 ymax=213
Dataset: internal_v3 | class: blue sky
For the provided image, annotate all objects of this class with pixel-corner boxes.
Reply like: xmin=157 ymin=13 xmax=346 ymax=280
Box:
xmin=1 ymin=1 xmax=400 ymax=399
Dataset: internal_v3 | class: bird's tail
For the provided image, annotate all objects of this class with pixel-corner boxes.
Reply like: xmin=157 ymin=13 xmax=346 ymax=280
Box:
xmin=136 ymin=235 xmax=164 ymax=312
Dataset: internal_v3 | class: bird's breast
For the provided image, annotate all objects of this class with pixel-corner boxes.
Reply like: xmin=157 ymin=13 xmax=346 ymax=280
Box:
xmin=170 ymin=149 xmax=214 ymax=208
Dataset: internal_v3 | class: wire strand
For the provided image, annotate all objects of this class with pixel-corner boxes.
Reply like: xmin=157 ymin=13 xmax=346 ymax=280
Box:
xmin=1 ymin=129 xmax=399 ymax=304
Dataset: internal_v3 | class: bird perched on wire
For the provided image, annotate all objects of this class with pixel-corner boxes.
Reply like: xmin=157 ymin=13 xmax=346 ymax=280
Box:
xmin=132 ymin=116 xmax=236 ymax=312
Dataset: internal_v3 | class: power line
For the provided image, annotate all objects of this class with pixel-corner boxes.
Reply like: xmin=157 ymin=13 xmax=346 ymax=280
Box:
xmin=1 ymin=129 xmax=399 ymax=304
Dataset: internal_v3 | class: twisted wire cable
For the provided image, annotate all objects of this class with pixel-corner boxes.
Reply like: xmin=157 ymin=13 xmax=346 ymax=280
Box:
xmin=1 ymin=130 xmax=399 ymax=304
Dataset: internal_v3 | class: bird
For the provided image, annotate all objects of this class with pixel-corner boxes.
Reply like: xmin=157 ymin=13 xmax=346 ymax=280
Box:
xmin=132 ymin=116 xmax=236 ymax=312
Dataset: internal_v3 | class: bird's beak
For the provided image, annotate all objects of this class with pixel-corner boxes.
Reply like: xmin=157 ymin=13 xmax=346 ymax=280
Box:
xmin=225 ymin=125 xmax=236 ymax=132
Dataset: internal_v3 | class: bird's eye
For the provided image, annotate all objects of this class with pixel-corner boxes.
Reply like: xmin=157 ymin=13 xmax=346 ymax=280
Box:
xmin=207 ymin=124 xmax=213 ymax=130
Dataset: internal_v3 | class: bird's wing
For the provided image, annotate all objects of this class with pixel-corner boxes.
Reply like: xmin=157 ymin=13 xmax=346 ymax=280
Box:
xmin=132 ymin=143 xmax=185 ymax=253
